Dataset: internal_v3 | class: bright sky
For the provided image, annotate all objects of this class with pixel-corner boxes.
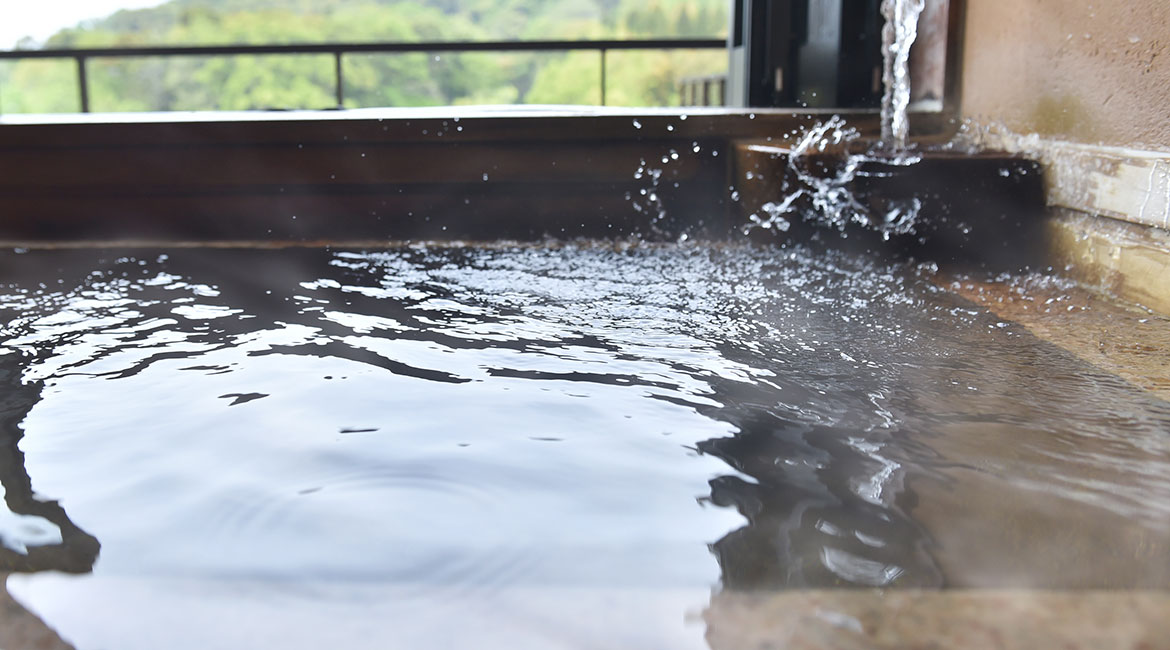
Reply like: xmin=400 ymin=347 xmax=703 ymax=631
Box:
xmin=0 ymin=0 xmax=167 ymax=49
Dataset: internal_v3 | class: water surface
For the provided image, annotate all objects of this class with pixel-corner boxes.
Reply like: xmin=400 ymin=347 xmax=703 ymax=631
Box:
xmin=0 ymin=243 xmax=1168 ymax=649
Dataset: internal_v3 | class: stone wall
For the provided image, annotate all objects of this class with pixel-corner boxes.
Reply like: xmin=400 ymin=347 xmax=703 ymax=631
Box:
xmin=961 ymin=0 xmax=1170 ymax=149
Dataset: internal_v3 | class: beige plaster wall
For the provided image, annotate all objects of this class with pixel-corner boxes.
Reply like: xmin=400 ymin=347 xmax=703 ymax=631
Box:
xmin=960 ymin=0 xmax=1170 ymax=149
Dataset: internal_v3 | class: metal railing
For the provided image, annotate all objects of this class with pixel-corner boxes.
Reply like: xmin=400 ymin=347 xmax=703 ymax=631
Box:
xmin=678 ymin=73 xmax=727 ymax=107
xmin=0 ymin=38 xmax=726 ymax=112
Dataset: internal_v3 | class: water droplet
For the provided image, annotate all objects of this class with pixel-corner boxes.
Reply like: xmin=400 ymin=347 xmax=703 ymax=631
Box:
xmin=632 ymin=119 xmax=642 ymax=129
xmin=679 ymin=114 xmax=688 ymax=120
xmin=667 ymin=124 xmax=675 ymax=131
xmin=482 ymin=173 xmax=489 ymax=182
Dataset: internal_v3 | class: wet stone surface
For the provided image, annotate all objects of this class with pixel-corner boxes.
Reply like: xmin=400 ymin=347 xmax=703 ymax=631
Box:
xmin=0 ymin=243 xmax=1167 ymax=649
xmin=947 ymin=270 xmax=1170 ymax=400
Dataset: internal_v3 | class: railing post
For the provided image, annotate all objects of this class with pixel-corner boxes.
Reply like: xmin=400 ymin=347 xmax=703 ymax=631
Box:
xmin=77 ymin=56 xmax=90 ymax=113
xmin=334 ymin=51 xmax=344 ymax=108
xmin=599 ymin=48 xmax=607 ymax=106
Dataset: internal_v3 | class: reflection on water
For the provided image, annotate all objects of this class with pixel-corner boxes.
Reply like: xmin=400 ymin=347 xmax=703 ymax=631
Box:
xmin=0 ymin=243 xmax=1167 ymax=649
xmin=0 ymin=367 xmax=99 ymax=575
xmin=0 ymin=345 xmax=99 ymax=649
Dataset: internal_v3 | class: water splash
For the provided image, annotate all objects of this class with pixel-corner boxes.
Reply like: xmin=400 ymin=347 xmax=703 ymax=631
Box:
xmin=749 ymin=4 xmax=928 ymax=239
xmin=629 ymin=149 xmax=691 ymax=241
xmin=747 ymin=117 xmax=921 ymax=240
xmin=880 ymin=0 xmax=926 ymax=152
xmin=630 ymin=157 xmax=667 ymax=228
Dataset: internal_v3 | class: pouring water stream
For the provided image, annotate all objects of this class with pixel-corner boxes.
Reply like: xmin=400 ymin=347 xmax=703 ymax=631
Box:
xmin=880 ymin=0 xmax=927 ymax=153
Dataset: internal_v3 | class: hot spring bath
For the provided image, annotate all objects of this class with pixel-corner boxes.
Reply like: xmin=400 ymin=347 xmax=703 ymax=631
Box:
xmin=0 ymin=242 xmax=1167 ymax=649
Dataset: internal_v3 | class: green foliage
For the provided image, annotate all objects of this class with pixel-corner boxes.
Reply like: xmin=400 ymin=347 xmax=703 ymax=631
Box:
xmin=1 ymin=0 xmax=729 ymax=113
xmin=1 ymin=60 xmax=82 ymax=113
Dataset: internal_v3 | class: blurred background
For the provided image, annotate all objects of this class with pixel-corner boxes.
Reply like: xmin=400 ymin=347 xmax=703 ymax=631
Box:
xmin=0 ymin=0 xmax=730 ymax=112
